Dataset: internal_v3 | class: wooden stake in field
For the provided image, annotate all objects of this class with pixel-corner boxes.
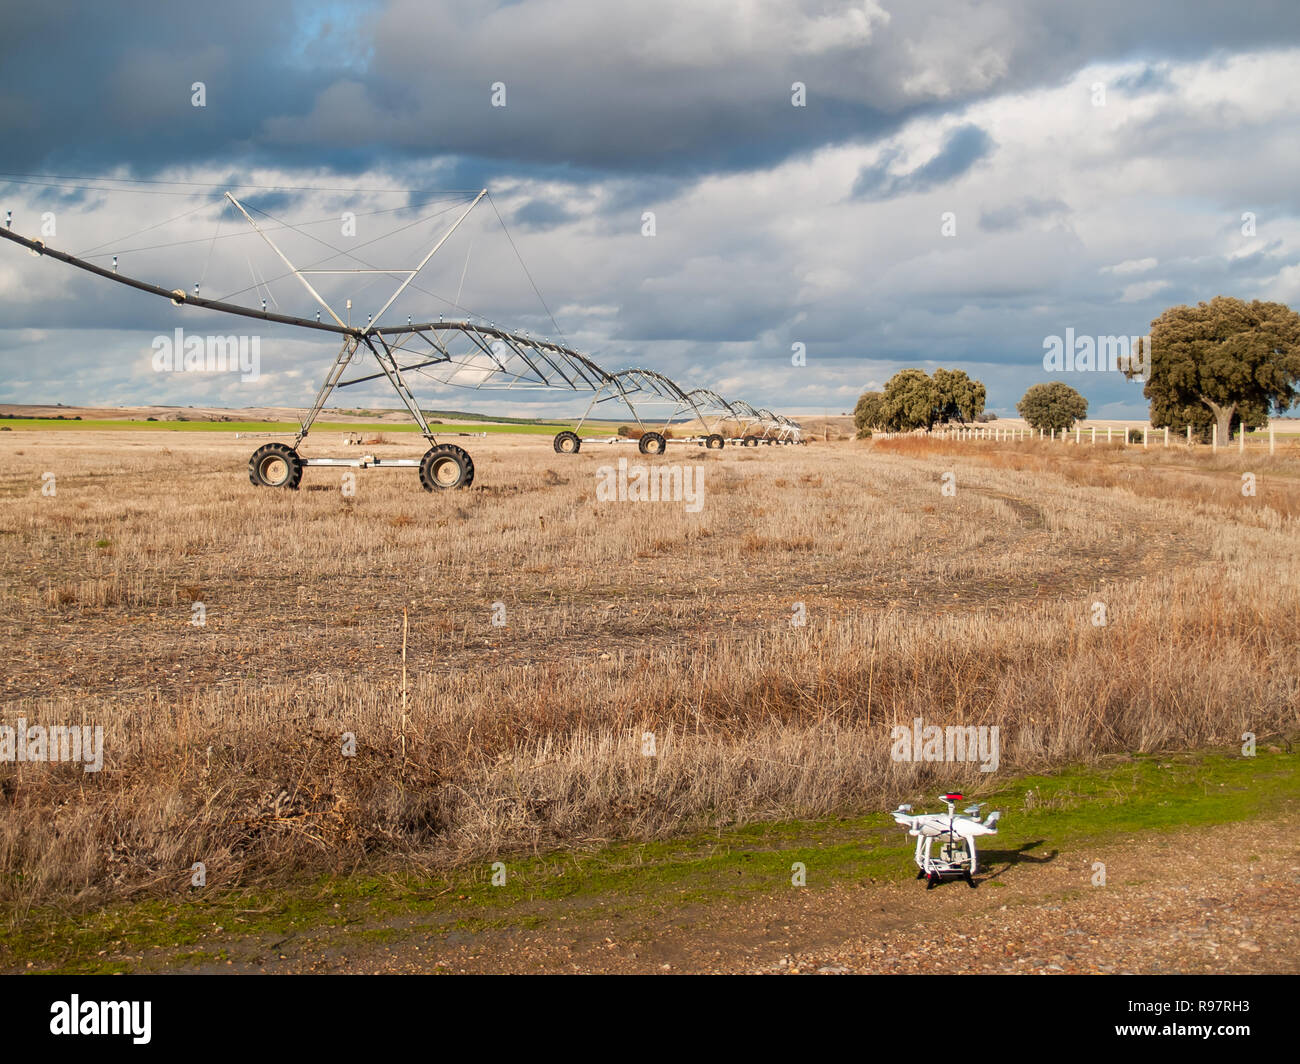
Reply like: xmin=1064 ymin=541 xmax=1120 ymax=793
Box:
xmin=400 ymin=606 xmax=409 ymax=771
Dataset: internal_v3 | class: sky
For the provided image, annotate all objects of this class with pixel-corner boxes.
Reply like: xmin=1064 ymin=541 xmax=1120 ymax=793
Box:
xmin=2 ymin=0 xmax=1299 ymax=419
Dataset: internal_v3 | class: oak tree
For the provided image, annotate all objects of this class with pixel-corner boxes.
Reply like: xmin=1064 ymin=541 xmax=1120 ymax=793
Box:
xmin=1138 ymin=297 xmax=1300 ymax=441
xmin=1017 ymin=381 xmax=1088 ymax=432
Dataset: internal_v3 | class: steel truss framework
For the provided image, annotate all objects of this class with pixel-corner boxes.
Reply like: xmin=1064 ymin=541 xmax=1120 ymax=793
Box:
xmin=0 ymin=190 xmax=803 ymax=489
xmin=685 ymin=388 xmax=739 ymax=449
xmin=556 ymin=369 xmax=707 ymax=455
xmin=720 ymin=400 xmax=792 ymax=446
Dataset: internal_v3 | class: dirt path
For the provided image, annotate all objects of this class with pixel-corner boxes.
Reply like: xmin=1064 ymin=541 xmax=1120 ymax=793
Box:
xmin=190 ymin=815 xmax=1297 ymax=975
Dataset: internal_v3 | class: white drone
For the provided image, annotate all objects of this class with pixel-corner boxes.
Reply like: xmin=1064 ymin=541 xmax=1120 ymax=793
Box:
xmin=890 ymin=793 xmax=1001 ymax=888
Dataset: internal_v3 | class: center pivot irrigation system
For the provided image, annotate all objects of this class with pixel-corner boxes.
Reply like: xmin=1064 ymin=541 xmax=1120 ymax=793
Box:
xmin=1 ymin=185 xmax=803 ymax=491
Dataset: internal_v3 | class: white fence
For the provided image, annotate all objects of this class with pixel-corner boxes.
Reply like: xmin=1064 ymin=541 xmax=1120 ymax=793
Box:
xmin=886 ymin=423 xmax=1286 ymax=454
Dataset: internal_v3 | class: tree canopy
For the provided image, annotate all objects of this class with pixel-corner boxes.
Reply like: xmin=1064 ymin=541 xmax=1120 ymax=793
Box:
xmin=1016 ymin=381 xmax=1088 ymax=432
xmin=880 ymin=369 xmax=939 ymax=431
xmin=855 ymin=368 xmax=988 ymax=433
xmin=854 ymin=390 xmax=885 ymax=436
xmin=1136 ymin=296 xmax=1300 ymax=441
xmin=932 ymin=368 xmax=987 ymax=424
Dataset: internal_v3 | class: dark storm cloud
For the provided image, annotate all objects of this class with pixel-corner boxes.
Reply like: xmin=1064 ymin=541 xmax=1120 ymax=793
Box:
xmin=3 ymin=1 xmax=1300 ymax=181
xmin=0 ymin=2 xmax=327 ymax=174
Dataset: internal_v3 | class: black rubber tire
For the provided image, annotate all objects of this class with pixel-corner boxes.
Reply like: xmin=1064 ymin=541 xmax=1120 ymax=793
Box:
xmin=705 ymin=433 xmax=724 ymax=450
xmin=248 ymin=443 xmax=304 ymax=489
xmin=964 ymin=872 xmax=976 ymax=888
xmin=925 ymin=873 xmax=938 ymax=890
xmin=638 ymin=432 xmax=666 ymax=455
xmin=553 ymin=430 xmax=581 ymax=454
xmin=742 ymin=435 xmax=758 ymax=448
xmin=419 ymin=444 xmax=475 ymax=491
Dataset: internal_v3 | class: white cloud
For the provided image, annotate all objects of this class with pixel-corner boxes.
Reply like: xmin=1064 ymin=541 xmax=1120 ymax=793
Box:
xmin=1102 ymin=258 xmax=1158 ymax=275
xmin=1119 ymin=280 xmax=1173 ymax=303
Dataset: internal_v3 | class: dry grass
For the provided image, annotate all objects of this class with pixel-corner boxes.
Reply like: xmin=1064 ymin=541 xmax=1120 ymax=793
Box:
xmin=874 ymin=434 xmax=1300 ymax=518
xmin=1 ymin=428 xmax=1297 ymax=908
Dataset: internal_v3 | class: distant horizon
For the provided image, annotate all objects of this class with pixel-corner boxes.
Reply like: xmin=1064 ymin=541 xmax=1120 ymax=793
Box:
xmin=6 ymin=400 xmax=1300 ymax=429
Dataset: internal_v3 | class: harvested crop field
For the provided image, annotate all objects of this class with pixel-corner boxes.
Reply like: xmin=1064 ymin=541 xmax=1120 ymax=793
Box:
xmin=1 ymin=428 xmax=1298 ymax=909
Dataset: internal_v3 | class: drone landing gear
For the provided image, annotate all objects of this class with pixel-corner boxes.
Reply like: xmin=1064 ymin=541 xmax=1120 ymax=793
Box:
xmin=914 ymin=833 xmax=980 ymax=888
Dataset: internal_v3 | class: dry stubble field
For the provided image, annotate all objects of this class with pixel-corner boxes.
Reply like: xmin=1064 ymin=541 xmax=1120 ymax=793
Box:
xmin=1 ymin=428 xmax=1298 ymax=908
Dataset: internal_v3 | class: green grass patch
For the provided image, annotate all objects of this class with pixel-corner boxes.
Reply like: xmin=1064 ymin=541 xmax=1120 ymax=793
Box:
xmin=0 ymin=418 xmax=589 ymax=436
xmin=2 ymin=747 xmax=1292 ymax=973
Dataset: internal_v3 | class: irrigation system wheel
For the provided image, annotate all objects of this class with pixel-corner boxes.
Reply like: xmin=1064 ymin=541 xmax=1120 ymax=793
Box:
xmin=419 ymin=444 xmax=475 ymax=490
xmin=705 ymin=433 xmax=725 ymax=449
xmin=742 ymin=435 xmax=758 ymax=447
xmin=553 ymin=430 xmax=582 ymax=454
xmin=638 ymin=432 xmax=666 ymax=455
xmin=248 ymin=443 xmax=304 ymax=489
